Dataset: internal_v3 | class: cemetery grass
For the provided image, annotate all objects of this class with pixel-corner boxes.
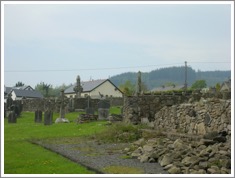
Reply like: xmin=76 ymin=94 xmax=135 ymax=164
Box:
xmin=4 ymin=111 xmax=109 ymax=174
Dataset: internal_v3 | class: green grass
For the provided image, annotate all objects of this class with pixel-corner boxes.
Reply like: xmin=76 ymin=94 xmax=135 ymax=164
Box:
xmin=92 ymin=122 xmax=145 ymax=143
xmin=4 ymin=111 xmax=108 ymax=174
xmin=109 ymin=106 xmax=122 ymax=115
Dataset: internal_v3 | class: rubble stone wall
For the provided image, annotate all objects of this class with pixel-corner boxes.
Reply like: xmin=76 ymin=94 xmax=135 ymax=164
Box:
xmin=153 ymin=98 xmax=231 ymax=135
xmin=123 ymin=92 xmax=231 ymax=135
xmin=21 ymin=97 xmax=123 ymax=112
xmin=123 ymin=94 xmax=190 ymax=124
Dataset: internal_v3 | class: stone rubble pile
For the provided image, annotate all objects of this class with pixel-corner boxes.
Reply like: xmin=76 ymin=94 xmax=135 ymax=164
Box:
xmin=123 ymin=135 xmax=231 ymax=174
xmin=123 ymin=97 xmax=231 ymax=174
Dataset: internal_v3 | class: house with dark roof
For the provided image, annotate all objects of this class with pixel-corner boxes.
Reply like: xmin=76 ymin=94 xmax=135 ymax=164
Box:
xmin=64 ymin=79 xmax=123 ymax=99
xmin=10 ymin=89 xmax=43 ymax=100
xmin=4 ymin=85 xmax=43 ymax=101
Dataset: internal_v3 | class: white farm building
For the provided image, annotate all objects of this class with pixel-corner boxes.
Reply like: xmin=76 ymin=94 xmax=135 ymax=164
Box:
xmin=64 ymin=79 xmax=123 ymax=99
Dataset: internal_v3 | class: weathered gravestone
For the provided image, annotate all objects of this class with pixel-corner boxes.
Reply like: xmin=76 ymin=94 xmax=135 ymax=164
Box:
xmin=55 ymin=89 xmax=70 ymax=123
xmin=85 ymin=96 xmax=95 ymax=115
xmin=35 ymin=110 xmax=42 ymax=123
xmin=44 ymin=110 xmax=53 ymax=125
xmin=8 ymin=111 xmax=16 ymax=123
xmin=98 ymin=100 xmax=110 ymax=120
xmin=68 ymin=96 xmax=74 ymax=112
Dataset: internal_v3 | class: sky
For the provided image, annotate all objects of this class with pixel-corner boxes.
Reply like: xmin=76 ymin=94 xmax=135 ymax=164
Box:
xmin=3 ymin=2 xmax=233 ymax=88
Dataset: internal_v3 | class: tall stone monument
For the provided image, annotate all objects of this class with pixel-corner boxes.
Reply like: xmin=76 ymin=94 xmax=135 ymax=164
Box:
xmin=55 ymin=89 xmax=70 ymax=123
xmin=73 ymin=75 xmax=83 ymax=98
xmin=136 ymin=71 xmax=142 ymax=96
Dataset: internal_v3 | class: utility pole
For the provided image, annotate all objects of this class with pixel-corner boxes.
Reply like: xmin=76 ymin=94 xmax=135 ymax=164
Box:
xmin=184 ymin=61 xmax=187 ymax=91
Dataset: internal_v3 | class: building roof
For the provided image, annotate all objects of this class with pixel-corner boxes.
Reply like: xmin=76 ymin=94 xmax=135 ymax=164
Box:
xmin=5 ymin=87 xmax=13 ymax=94
xmin=64 ymin=79 xmax=123 ymax=94
xmin=151 ymin=85 xmax=185 ymax=92
xmin=5 ymin=85 xmax=34 ymax=94
xmin=11 ymin=89 xmax=43 ymax=98
xmin=220 ymin=79 xmax=231 ymax=91
xmin=65 ymin=79 xmax=107 ymax=94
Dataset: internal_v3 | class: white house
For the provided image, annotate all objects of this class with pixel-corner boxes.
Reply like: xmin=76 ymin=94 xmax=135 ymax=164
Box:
xmin=64 ymin=79 xmax=123 ymax=99
xmin=4 ymin=85 xmax=43 ymax=101
xmin=10 ymin=89 xmax=43 ymax=100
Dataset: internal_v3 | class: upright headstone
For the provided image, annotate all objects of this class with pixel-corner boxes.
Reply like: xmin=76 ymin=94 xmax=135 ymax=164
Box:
xmin=85 ymin=96 xmax=95 ymax=115
xmin=98 ymin=100 xmax=110 ymax=120
xmin=44 ymin=110 xmax=53 ymax=125
xmin=35 ymin=110 xmax=42 ymax=123
xmin=55 ymin=89 xmax=70 ymax=123
xmin=68 ymin=96 xmax=74 ymax=112
xmin=8 ymin=111 xmax=16 ymax=123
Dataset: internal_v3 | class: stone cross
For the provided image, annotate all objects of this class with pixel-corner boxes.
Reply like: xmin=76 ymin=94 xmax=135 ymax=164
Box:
xmin=55 ymin=89 xmax=69 ymax=123
xmin=73 ymin=75 xmax=83 ymax=98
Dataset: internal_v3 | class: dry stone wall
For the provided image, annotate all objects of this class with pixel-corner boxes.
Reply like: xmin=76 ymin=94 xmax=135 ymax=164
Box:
xmin=21 ymin=97 xmax=123 ymax=112
xmin=153 ymin=98 xmax=231 ymax=136
xmin=123 ymin=93 xmax=231 ymax=135
xmin=123 ymin=94 xmax=190 ymax=124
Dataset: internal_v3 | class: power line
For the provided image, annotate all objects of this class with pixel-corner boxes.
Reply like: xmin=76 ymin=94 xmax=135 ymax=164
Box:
xmin=4 ymin=63 xmax=183 ymax=72
xmin=4 ymin=61 xmax=230 ymax=73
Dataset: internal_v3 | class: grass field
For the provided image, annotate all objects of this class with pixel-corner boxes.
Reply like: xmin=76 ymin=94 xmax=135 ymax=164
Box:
xmin=4 ymin=107 xmax=121 ymax=174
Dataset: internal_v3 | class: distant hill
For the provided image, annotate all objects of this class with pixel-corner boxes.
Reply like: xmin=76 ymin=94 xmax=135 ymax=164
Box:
xmin=109 ymin=66 xmax=231 ymax=90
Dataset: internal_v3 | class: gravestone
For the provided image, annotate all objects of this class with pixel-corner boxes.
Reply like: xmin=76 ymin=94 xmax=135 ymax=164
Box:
xmin=98 ymin=100 xmax=110 ymax=120
xmin=35 ymin=110 xmax=42 ymax=123
xmin=68 ymin=96 xmax=74 ymax=112
xmin=85 ymin=96 xmax=95 ymax=115
xmin=44 ymin=110 xmax=53 ymax=125
xmin=55 ymin=89 xmax=70 ymax=123
xmin=8 ymin=111 xmax=17 ymax=123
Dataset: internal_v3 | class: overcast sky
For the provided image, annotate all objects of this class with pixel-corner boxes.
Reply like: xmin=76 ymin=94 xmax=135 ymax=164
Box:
xmin=3 ymin=2 xmax=232 ymax=88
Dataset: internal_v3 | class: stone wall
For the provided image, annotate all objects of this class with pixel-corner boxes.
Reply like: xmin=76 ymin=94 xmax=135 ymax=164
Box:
xmin=21 ymin=97 xmax=123 ymax=112
xmin=123 ymin=92 xmax=231 ymax=134
xmin=123 ymin=94 xmax=190 ymax=124
xmin=153 ymin=98 xmax=231 ymax=135
xmin=22 ymin=98 xmax=58 ymax=112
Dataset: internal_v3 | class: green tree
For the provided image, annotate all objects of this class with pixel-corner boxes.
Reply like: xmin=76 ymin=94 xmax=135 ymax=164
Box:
xmin=215 ymin=83 xmax=221 ymax=92
xmin=42 ymin=83 xmax=51 ymax=97
xmin=35 ymin=82 xmax=72 ymax=97
xmin=35 ymin=82 xmax=52 ymax=97
xmin=15 ymin=81 xmax=25 ymax=87
xmin=191 ymin=80 xmax=207 ymax=90
xmin=119 ymin=80 xmax=135 ymax=96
